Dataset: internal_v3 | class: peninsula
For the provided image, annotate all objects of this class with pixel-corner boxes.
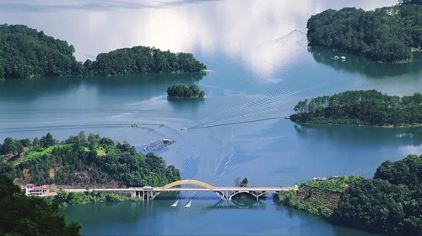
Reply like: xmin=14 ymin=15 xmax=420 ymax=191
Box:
xmin=0 ymin=132 xmax=180 ymax=187
xmin=275 ymin=154 xmax=422 ymax=236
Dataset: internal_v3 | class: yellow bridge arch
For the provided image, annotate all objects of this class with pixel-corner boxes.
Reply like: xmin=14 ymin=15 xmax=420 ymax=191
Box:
xmin=162 ymin=179 xmax=216 ymax=190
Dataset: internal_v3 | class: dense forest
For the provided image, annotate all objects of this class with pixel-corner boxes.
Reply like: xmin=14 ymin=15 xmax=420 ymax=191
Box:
xmin=290 ymin=90 xmax=422 ymax=127
xmin=167 ymin=84 xmax=205 ymax=98
xmin=84 ymin=46 xmax=206 ymax=76
xmin=0 ymin=132 xmax=180 ymax=187
xmin=0 ymin=175 xmax=80 ymax=235
xmin=0 ymin=24 xmax=206 ymax=79
xmin=307 ymin=2 xmax=422 ymax=62
xmin=50 ymin=190 xmax=138 ymax=208
xmin=276 ymin=154 xmax=422 ymax=236
xmin=0 ymin=24 xmax=81 ymax=79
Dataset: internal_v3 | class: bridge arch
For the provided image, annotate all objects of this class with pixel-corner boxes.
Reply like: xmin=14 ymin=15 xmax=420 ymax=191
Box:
xmin=228 ymin=191 xmax=266 ymax=201
xmin=162 ymin=179 xmax=216 ymax=190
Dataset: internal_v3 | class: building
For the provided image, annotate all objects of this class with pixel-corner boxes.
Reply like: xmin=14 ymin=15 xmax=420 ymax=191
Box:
xmin=25 ymin=184 xmax=49 ymax=196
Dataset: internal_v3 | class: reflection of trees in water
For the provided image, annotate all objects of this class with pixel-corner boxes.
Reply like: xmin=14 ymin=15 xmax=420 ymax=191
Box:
xmin=293 ymin=124 xmax=422 ymax=146
xmin=0 ymin=73 xmax=205 ymax=101
xmin=167 ymin=96 xmax=204 ymax=113
xmin=63 ymin=202 xmax=149 ymax=225
xmin=308 ymin=46 xmax=422 ymax=79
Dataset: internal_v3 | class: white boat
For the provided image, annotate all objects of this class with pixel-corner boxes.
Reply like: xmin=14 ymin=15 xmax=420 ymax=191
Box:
xmin=170 ymin=200 xmax=179 ymax=207
xmin=184 ymin=200 xmax=192 ymax=208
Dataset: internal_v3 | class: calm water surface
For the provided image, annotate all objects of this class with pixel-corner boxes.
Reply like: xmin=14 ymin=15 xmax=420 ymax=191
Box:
xmin=1 ymin=0 xmax=421 ymax=235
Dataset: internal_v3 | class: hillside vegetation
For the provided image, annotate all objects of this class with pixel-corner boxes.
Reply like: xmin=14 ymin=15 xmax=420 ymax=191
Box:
xmin=0 ymin=175 xmax=80 ymax=235
xmin=276 ymin=155 xmax=422 ymax=236
xmin=0 ymin=132 xmax=180 ymax=187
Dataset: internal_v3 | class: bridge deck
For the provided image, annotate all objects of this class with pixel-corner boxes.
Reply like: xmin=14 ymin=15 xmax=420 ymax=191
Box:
xmin=63 ymin=187 xmax=294 ymax=193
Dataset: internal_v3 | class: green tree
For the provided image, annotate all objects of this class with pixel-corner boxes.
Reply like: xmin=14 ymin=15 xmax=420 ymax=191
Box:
xmin=40 ymin=132 xmax=56 ymax=148
xmin=0 ymin=175 xmax=81 ymax=235
xmin=240 ymin=178 xmax=248 ymax=187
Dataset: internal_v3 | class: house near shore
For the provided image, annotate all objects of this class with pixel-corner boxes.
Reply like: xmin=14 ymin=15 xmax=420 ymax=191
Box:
xmin=25 ymin=184 xmax=49 ymax=196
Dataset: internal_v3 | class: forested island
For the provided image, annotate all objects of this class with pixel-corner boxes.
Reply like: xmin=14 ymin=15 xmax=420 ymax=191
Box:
xmin=0 ymin=24 xmax=206 ymax=79
xmin=275 ymin=154 xmax=422 ymax=236
xmin=167 ymin=84 xmax=205 ymax=99
xmin=0 ymin=132 xmax=180 ymax=187
xmin=290 ymin=90 xmax=422 ymax=127
xmin=307 ymin=1 xmax=422 ymax=62
xmin=84 ymin=46 xmax=206 ymax=76
xmin=0 ymin=175 xmax=80 ymax=235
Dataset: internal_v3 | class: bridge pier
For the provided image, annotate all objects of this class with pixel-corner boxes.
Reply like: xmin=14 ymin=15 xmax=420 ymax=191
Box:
xmin=214 ymin=191 xmax=229 ymax=201
xmin=129 ymin=189 xmax=161 ymax=200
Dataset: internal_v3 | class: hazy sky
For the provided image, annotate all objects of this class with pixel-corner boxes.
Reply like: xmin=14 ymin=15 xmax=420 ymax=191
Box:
xmin=0 ymin=0 xmax=396 ymax=76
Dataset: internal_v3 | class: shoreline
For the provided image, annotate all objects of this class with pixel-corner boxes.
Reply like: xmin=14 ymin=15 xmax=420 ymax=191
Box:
xmin=289 ymin=119 xmax=422 ymax=129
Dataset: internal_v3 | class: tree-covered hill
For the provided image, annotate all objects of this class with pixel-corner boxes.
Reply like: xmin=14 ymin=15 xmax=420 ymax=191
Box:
xmin=290 ymin=90 xmax=422 ymax=127
xmin=0 ymin=24 xmax=81 ymax=79
xmin=0 ymin=24 xmax=207 ymax=79
xmin=307 ymin=3 xmax=422 ymax=62
xmin=0 ymin=132 xmax=180 ymax=187
xmin=276 ymin=154 xmax=422 ymax=236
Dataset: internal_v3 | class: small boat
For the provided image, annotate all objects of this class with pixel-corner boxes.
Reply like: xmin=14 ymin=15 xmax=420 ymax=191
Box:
xmin=144 ymin=138 xmax=175 ymax=152
xmin=184 ymin=200 xmax=192 ymax=208
xmin=170 ymin=200 xmax=179 ymax=207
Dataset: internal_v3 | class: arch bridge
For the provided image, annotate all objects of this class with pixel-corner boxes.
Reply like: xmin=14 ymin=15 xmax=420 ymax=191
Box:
xmin=62 ymin=179 xmax=297 ymax=201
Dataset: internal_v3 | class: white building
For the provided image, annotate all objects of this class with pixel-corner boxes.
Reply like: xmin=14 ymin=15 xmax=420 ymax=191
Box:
xmin=25 ymin=184 xmax=49 ymax=196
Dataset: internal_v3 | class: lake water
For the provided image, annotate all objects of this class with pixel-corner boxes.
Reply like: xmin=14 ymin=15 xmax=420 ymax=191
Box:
xmin=1 ymin=0 xmax=422 ymax=235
